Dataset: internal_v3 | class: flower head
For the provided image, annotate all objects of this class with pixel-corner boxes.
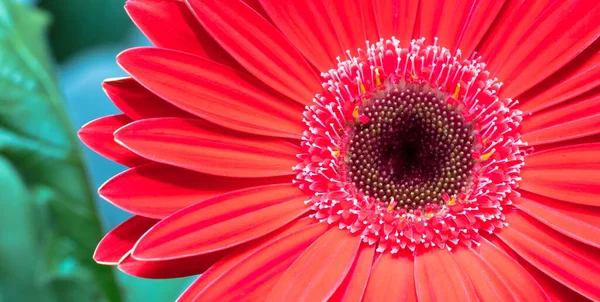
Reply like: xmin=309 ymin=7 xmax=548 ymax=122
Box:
xmin=80 ymin=0 xmax=600 ymax=300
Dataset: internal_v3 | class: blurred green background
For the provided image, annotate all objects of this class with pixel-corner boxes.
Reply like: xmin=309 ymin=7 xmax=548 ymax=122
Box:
xmin=0 ymin=0 xmax=194 ymax=301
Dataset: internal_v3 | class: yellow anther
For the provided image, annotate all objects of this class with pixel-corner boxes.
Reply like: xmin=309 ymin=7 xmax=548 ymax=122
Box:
xmin=332 ymin=150 xmax=340 ymax=157
xmin=480 ymin=149 xmax=495 ymax=161
xmin=353 ymin=106 xmax=360 ymax=118
xmin=374 ymin=68 xmax=382 ymax=86
xmin=360 ymin=83 xmax=367 ymax=94
xmin=453 ymin=83 xmax=461 ymax=99
xmin=448 ymin=198 xmax=456 ymax=206
xmin=387 ymin=203 xmax=395 ymax=212
xmin=411 ymin=73 xmax=418 ymax=80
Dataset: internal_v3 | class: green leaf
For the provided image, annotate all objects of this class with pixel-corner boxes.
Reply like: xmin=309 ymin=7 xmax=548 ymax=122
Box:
xmin=0 ymin=1 xmax=121 ymax=301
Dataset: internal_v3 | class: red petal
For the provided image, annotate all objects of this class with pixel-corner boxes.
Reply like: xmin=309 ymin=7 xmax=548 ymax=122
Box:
xmin=518 ymin=40 xmax=600 ymax=114
xmin=521 ymin=94 xmax=600 ymax=144
xmin=451 ymin=248 xmax=514 ymax=302
xmin=362 ymin=253 xmax=416 ymax=302
xmin=519 ymin=255 xmax=588 ymax=301
xmin=133 ymin=183 xmax=310 ymax=260
xmin=524 ymin=142 xmax=600 ymax=170
xmin=114 ymin=118 xmax=301 ymax=178
xmin=498 ymin=210 xmax=600 ymax=301
xmin=324 ymin=0 xmax=370 ymax=51
xmin=484 ymin=234 xmax=518 ymax=261
xmin=521 ymin=94 xmax=600 ymax=145
xmin=100 ymin=163 xmax=292 ymax=219
xmin=417 ymin=0 xmax=444 ymax=43
xmin=119 ymin=249 xmax=228 ymax=279
xmin=520 ymin=168 xmax=600 ymax=207
xmin=94 ymin=215 xmax=157 ymax=265
xmin=117 ymin=47 xmax=304 ymax=139
xmin=373 ymin=0 xmax=418 ymax=46
xmin=477 ymin=238 xmax=548 ymax=300
xmin=520 ymin=143 xmax=600 ymax=206
xmin=453 ymin=238 xmax=548 ymax=301
xmin=178 ymin=217 xmax=318 ymax=301
xmin=259 ymin=0 xmax=342 ymax=71
xmin=323 ymin=1 xmax=362 ymax=51
xmin=414 ymin=248 xmax=477 ymax=301
xmin=523 ymin=115 xmax=600 ymax=146
xmin=78 ymin=114 xmax=148 ymax=167
xmin=494 ymin=1 xmax=600 ymax=98
xmin=186 ymin=0 xmax=321 ymax=105
xmin=431 ymin=0 xmax=504 ymax=53
xmin=183 ymin=222 xmax=329 ymax=301
xmin=456 ymin=0 xmax=506 ymax=58
xmin=241 ymin=0 xmax=271 ymax=20
xmin=102 ymin=77 xmax=193 ymax=120
xmin=125 ymin=0 xmax=239 ymax=68
xmin=478 ymin=0 xmax=551 ymax=72
xmin=329 ymin=244 xmax=375 ymax=302
xmin=267 ymin=228 xmax=361 ymax=302
xmin=359 ymin=0 xmax=379 ymax=44
xmin=514 ymin=192 xmax=600 ymax=249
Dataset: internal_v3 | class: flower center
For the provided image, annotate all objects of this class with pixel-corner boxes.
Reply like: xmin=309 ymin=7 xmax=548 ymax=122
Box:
xmin=346 ymin=85 xmax=475 ymax=211
xmin=297 ymin=38 xmax=527 ymax=252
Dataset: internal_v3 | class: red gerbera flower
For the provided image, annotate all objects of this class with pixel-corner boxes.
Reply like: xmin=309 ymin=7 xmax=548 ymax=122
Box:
xmin=79 ymin=0 xmax=600 ymax=300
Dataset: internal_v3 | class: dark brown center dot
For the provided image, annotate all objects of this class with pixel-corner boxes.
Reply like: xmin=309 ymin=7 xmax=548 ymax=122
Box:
xmin=346 ymin=85 xmax=476 ymax=211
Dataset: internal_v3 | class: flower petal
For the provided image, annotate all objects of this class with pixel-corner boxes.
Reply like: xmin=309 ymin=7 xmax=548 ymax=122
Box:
xmin=453 ymin=238 xmax=548 ymax=301
xmin=517 ymin=40 xmax=600 ymax=114
xmin=520 ymin=94 xmax=600 ymax=145
xmin=181 ymin=222 xmax=329 ymax=301
xmin=119 ymin=250 xmax=228 ymax=279
xmin=451 ymin=248 xmax=514 ymax=302
xmin=514 ymin=192 xmax=600 ymax=249
xmin=523 ymin=143 xmax=600 ymax=170
xmin=475 ymin=0 xmax=550 ymax=70
xmin=102 ymin=77 xmax=193 ymax=120
xmin=520 ymin=144 xmax=600 ymax=206
xmin=241 ymin=0 xmax=271 ymax=20
xmin=432 ymin=0 xmax=502 ymax=53
xmin=186 ymin=0 xmax=321 ymax=105
xmin=362 ymin=253 xmax=416 ymax=302
xmin=323 ymin=0 xmax=371 ymax=51
xmin=117 ymin=47 xmax=304 ymax=139
xmin=417 ymin=0 xmax=445 ymax=43
xmin=100 ymin=163 xmax=292 ymax=219
xmin=524 ymin=115 xmax=600 ymax=146
xmin=477 ymin=238 xmax=548 ymax=300
xmin=78 ymin=114 xmax=148 ymax=167
xmin=178 ymin=217 xmax=317 ymax=301
xmin=114 ymin=118 xmax=301 ymax=178
xmin=358 ymin=0 xmax=379 ymax=44
xmin=125 ymin=0 xmax=239 ymax=67
xmin=519 ymin=256 xmax=588 ymax=301
xmin=373 ymin=0 xmax=418 ymax=46
xmin=498 ymin=210 xmax=600 ymax=301
xmin=456 ymin=0 xmax=506 ymax=58
xmin=267 ymin=228 xmax=361 ymax=302
xmin=259 ymin=0 xmax=343 ymax=71
xmin=329 ymin=244 xmax=375 ymax=302
xmin=493 ymin=0 xmax=600 ymax=98
xmin=414 ymin=248 xmax=477 ymax=302
xmin=94 ymin=215 xmax=157 ymax=265
xmin=521 ymin=94 xmax=600 ymax=145
xmin=520 ymin=168 xmax=600 ymax=207
xmin=133 ymin=183 xmax=310 ymax=260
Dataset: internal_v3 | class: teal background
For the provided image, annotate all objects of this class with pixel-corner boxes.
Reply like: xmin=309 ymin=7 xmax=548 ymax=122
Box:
xmin=0 ymin=0 xmax=194 ymax=301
